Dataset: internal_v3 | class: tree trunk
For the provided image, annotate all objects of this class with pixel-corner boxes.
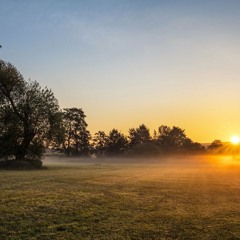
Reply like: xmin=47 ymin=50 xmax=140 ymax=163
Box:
xmin=15 ymin=126 xmax=35 ymax=161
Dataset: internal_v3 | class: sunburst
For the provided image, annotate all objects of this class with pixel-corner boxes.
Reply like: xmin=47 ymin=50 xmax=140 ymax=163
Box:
xmin=230 ymin=135 xmax=240 ymax=145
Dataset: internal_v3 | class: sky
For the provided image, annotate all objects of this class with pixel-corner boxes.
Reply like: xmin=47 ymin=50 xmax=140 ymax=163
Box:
xmin=1 ymin=0 xmax=240 ymax=143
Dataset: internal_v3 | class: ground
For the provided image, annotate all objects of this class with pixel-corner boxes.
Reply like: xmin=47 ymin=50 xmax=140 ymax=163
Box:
xmin=0 ymin=156 xmax=240 ymax=239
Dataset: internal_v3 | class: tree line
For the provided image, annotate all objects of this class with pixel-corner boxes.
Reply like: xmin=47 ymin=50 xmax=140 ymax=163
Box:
xmin=0 ymin=60 xmax=222 ymax=168
xmin=58 ymin=116 xmax=205 ymax=158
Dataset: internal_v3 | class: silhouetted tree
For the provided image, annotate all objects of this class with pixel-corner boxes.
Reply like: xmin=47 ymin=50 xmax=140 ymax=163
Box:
xmin=155 ymin=125 xmax=206 ymax=153
xmin=45 ymin=111 xmax=65 ymax=150
xmin=128 ymin=124 xmax=151 ymax=147
xmin=182 ymin=138 xmax=205 ymax=153
xmin=208 ymin=140 xmax=223 ymax=150
xmin=92 ymin=131 xmax=108 ymax=157
xmin=0 ymin=60 xmax=62 ymax=166
xmin=105 ymin=129 xmax=128 ymax=156
xmin=157 ymin=125 xmax=187 ymax=153
xmin=63 ymin=108 xmax=91 ymax=156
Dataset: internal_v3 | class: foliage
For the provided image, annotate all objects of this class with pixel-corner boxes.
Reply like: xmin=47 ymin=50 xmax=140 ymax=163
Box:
xmin=156 ymin=125 xmax=187 ymax=152
xmin=0 ymin=60 xmax=62 ymax=163
xmin=0 ymin=60 xmax=209 ymax=161
xmin=105 ymin=129 xmax=128 ymax=156
xmin=207 ymin=139 xmax=224 ymax=154
xmin=46 ymin=111 xmax=66 ymax=149
xmin=92 ymin=131 xmax=108 ymax=157
xmin=128 ymin=124 xmax=151 ymax=147
xmin=154 ymin=125 xmax=205 ymax=153
xmin=208 ymin=139 xmax=223 ymax=150
xmin=182 ymin=138 xmax=206 ymax=153
xmin=91 ymin=124 xmax=205 ymax=157
xmin=92 ymin=129 xmax=129 ymax=157
xmin=62 ymin=108 xmax=91 ymax=156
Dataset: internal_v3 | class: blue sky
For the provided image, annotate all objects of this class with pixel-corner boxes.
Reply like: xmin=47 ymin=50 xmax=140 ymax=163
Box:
xmin=1 ymin=0 xmax=240 ymax=142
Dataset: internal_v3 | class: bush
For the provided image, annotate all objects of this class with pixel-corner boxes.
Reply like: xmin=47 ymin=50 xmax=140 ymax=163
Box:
xmin=0 ymin=159 xmax=43 ymax=170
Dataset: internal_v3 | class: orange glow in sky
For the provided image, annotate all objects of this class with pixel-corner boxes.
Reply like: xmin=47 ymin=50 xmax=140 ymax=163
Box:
xmin=1 ymin=1 xmax=240 ymax=143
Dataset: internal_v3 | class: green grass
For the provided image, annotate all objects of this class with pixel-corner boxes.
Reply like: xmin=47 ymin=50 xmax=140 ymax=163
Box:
xmin=1 ymin=157 xmax=240 ymax=239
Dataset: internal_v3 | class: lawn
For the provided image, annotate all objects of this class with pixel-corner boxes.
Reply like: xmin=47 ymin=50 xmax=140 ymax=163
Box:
xmin=0 ymin=156 xmax=240 ymax=239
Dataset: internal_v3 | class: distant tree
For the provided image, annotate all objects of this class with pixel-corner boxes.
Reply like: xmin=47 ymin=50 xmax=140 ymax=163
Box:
xmin=128 ymin=124 xmax=151 ymax=147
xmin=156 ymin=126 xmax=205 ymax=153
xmin=0 ymin=60 xmax=62 ymax=167
xmin=182 ymin=138 xmax=205 ymax=153
xmin=63 ymin=108 xmax=91 ymax=156
xmin=105 ymin=129 xmax=128 ymax=156
xmin=208 ymin=140 xmax=223 ymax=150
xmin=92 ymin=131 xmax=108 ymax=157
xmin=157 ymin=125 xmax=187 ymax=153
xmin=79 ymin=129 xmax=92 ymax=156
xmin=158 ymin=125 xmax=171 ymax=140
xmin=152 ymin=129 xmax=158 ymax=143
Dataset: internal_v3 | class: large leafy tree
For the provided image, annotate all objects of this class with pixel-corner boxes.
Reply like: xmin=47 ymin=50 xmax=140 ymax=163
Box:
xmin=157 ymin=125 xmax=187 ymax=153
xmin=156 ymin=125 xmax=204 ymax=153
xmin=128 ymin=124 xmax=151 ymax=147
xmin=63 ymin=108 xmax=91 ymax=156
xmin=0 ymin=60 xmax=62 ymax=162
xmin=105 ymin=129 xmax=128 ymax=156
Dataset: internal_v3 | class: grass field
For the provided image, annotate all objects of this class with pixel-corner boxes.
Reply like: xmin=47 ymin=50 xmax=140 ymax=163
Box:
xmin=1 ymin=156 xmax=240 ymax=239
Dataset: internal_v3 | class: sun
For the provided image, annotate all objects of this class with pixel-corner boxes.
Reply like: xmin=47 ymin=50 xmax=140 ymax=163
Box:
xmin=230 ymin=135 xmax=240 ymax=145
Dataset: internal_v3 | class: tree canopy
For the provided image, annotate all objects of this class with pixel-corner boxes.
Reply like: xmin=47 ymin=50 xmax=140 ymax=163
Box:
xmin=0 ymin=60 xmax=62 ymax=167
xmin=62 ymin=108 xmax=91 ymax=156
xmin=104 ymin=129 xmax=128 ymax=156
xmin=128 ymin=124 xmax=151 ymax=147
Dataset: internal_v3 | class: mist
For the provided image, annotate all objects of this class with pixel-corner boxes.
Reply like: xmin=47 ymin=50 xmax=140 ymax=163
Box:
xmin=42 ymin=153 xmax=235 ymax=169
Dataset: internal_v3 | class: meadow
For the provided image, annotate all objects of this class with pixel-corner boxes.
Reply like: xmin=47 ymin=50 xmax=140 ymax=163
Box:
xmin=1 ymin=156 xmax=240 ymax=240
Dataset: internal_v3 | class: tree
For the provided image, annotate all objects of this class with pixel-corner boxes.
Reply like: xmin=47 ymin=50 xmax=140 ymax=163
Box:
xmin=157 ymin=125 xmax=187 ymax=153
xmin=155 ymin=125 xmax=205 ymax=154
xmin=62 ymin=108 xmax=91 ymax=156
xmin=208 ymin=140 xmax=223 ymax=150
xmin=92 ymin=131 xmax=108 ymax=157
xmin=105 ymin=129 xmax=128 ymax=156
xmin=128 ymin=124 xmax=151 ymax=147
xmin=182 ymin=138 xmax=205 ymax=153
xmin=0 ymin=60 xmax=62 ymax=166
